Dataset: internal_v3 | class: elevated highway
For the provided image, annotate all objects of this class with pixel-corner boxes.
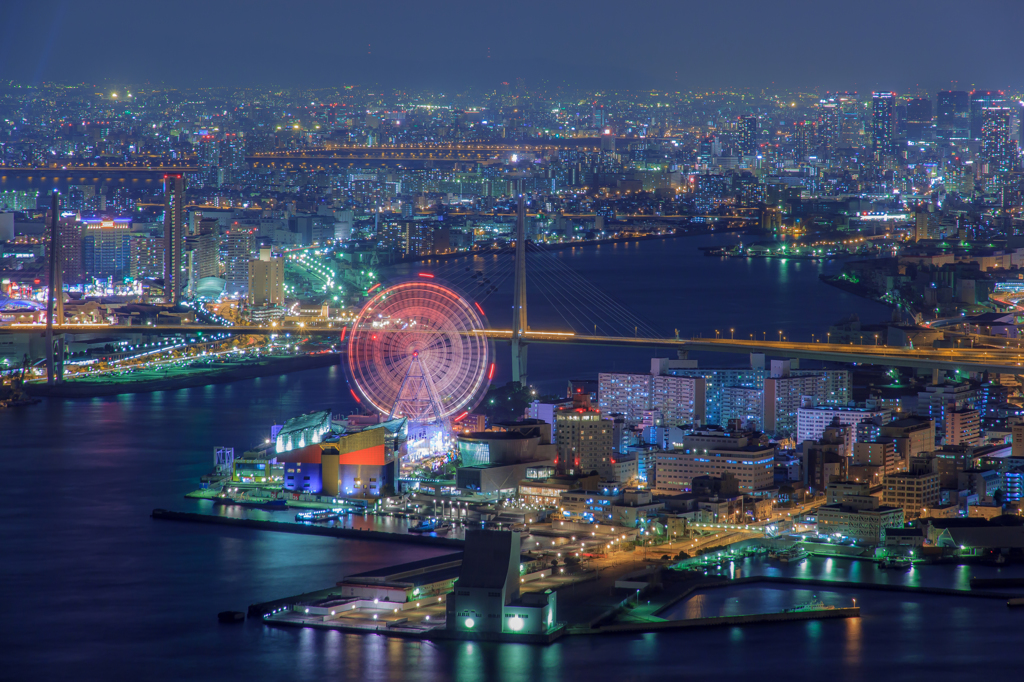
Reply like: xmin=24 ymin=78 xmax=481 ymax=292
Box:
xmin=6 ymin=325 xmax=1024 ymax=373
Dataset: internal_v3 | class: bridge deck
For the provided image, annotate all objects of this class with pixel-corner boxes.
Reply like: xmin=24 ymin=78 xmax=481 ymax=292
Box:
xmin=4 ymin=325 xmax=1024 ymax=373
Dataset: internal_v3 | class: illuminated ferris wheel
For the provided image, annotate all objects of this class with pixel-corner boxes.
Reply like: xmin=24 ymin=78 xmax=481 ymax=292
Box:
xmin=347 ymin=281 xmax=493 ymax=423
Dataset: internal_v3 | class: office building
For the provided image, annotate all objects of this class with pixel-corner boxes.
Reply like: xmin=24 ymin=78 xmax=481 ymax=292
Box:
xmin=185 ymin=225 xmax=219 ymax=298
xmin=817 ymin=482 xmax=904 ymax=543
xmin=81 ymin=218 xmax=132 ymax=280
xmin=936 ymin=91 xmax=969 ymax=140
xmin=555 ymin=394 xmax=613 ymax=478
xmin=906 ymin=97 xmax=932 ymax=141
xmin=653 ymin=426 xmax=775 ymax=493
xmin=872 ymin=92 xmax=897 ymax=159
xmin=970 ymin=90 xmax=1006 ymax=140
xmin=248 ymin=247 xmax=284 ymax=307
xmin=883 ymin=457 xmax=941 ymax=521
xmin=163 ymin=174 xmax=185 ymax=305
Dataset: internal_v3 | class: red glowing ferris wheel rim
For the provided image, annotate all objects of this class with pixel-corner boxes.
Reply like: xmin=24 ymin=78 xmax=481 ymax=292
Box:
xmin=347 ymin=281 xmax=492 ymax=421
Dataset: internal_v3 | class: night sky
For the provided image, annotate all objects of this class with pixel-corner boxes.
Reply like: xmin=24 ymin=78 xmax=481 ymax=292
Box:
xmin=2 ymin=0 xmax=1023 ymax=92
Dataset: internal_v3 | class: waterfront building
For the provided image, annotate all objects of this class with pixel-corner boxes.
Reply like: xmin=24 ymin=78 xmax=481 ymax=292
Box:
xmin=558 ymin=486 xmax=623 ymax=523
xmin=276 ymin=410 xmax=332 ymax=452
xmin=796 ymin=404 xmax=891 ymax=445
xmin=447 ymin=530 xmax=557 ymax=636
xmin=555 ymin=393 xmax=613 ymax=478
xmin=818 ymin=482 xmax=904 ymax=544
xmin=185 ymin=229 xmax=218 ymax=298
xmin=518 ymin=468 xmax=599 ymax=507
xmin=456 ymin=426 xmax=556 ymax=494
xmin=248 ymin=247 xmax=284 ymax=307
xmin=883 ymin=456 xmax=941 ymax=521
xmin=653 ymin=427 xmax=774 ymax=493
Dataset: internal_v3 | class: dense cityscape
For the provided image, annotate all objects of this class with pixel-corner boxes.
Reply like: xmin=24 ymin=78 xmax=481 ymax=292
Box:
xmin=6 ymin=2 xmax=1024 ymax=681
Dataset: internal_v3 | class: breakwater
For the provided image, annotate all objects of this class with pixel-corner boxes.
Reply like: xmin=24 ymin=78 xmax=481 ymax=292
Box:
xmin=151 ymin=509 xmax=464 ymax=548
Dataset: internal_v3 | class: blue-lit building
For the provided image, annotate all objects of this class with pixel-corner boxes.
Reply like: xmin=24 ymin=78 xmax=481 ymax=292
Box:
xmin=81 ymin=218 xmax=132 ymax=280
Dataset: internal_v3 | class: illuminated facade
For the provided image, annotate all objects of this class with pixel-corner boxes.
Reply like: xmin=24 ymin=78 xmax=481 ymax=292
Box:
xmin=871 ymin=91 xmax=897 ymax=159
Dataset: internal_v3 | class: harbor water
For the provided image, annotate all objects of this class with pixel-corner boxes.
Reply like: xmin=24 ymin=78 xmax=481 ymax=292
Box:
xmin=6 ymin=234 xmax=1021 ymax=681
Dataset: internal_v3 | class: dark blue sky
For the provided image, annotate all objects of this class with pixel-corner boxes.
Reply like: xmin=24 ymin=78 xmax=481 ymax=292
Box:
xmin=2 ymin=0 xmax=1023 ymax=92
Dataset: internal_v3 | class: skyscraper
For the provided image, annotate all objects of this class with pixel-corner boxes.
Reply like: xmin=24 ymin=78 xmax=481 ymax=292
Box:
xmin=871 ymin=92 xmax=897 ymax=159
xmin=56 ymin=214 xmax=84 ymax=285
xmin=936 ymin=91 xmax=969 ymax=140
xmin=906 ymin=97 xmax=932 ymax=142
xmin=817 ymin=102 xmax=840 ymax=158
xmin=981 ymin=107 xmax=1016 ymax=173
xmin=737 ymin=116 xmax=758 ymax=156
xmin=970 ymin=90 xmax=1006 ymax=140
xmin=163 ymin=175 xmax=185 ymax=305
xmin=225 ymin=228 xmax=255 ymax=296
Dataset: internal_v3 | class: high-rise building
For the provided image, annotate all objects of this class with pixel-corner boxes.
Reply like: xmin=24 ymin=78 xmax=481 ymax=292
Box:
xmin=817 ymin=102 xmax=840 ymax=158
xmin=82 ymin=218 xmax=132 ymax=280
xmin=56 ymin=214 xmax=84 ymax=285
xmin=197 ymin=135 xmax=219 ymax=188
xmin=555 ymin=393 xmax=613 ymax=477
xmin=130 ymin=234 xmax=165 ymax=280
xmin=185 ymin=226 xmax=219 ymax=298
xmin=970 ymin=90 xmax=1006 ymax=140
xmin=871 ymin=92 xmax=897 ymax=159
xmin=163 ymin=175 xmax=185 ymax=305
xmin=225 ymin=227 xmax=254 ymax=296
xmin=981 ymin=107 xmax=1016 ymax=173
xmin=737 ymin=116 xmax=758 ymax=156
xmin=936 ymin=91 xmax=969 ymax=140
xmin=906 ymin=97 xmax=932 ymax=141
xmin=248 ymin=247 xmax=284 ymax=307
